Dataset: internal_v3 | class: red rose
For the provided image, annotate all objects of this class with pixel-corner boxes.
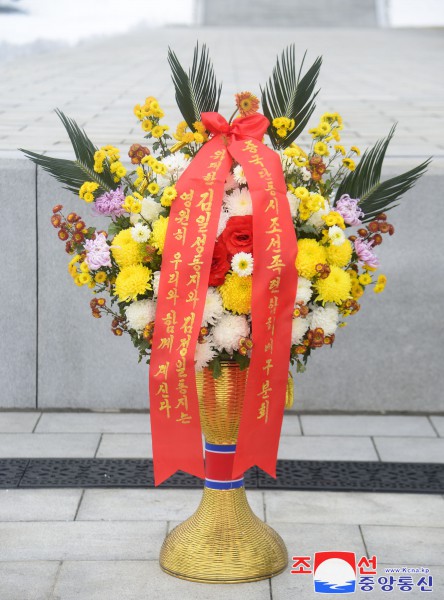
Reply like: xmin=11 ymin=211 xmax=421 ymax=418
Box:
xmin=221 ymin=215 xmax=253 ymax=257
xmin=208 ymin=239 xmax=230 ymax=286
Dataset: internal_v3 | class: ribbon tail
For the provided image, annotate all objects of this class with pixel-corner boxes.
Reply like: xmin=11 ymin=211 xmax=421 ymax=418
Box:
xmin=149 ymin=137 xmax=232 ymax=486
xmin=228 ymin=140 xmax=298 ymax=480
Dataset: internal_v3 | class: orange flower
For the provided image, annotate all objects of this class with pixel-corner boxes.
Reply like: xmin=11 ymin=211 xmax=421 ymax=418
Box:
xmin=235 ymin=91 xmax=260 ymax=117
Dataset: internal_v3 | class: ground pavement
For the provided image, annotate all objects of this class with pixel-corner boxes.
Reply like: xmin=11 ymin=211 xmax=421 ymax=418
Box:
xmin=0 ymin=411 xmax=443 ymax=599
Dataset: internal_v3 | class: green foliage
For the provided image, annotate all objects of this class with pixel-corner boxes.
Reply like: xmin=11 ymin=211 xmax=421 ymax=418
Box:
xmin=168 ymin=42 xmax=222 ymax=130
xmin=261 ymin=46 xmax=322 ymax=149
xmin=334 ymin=125 xmax=431 ymax=222
xmin=20 ymin=110 xmax=115 ymax=195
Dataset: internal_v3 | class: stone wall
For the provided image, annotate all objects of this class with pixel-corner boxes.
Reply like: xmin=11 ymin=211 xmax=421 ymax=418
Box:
xmin=1 ymin=161 xmax=442 ymax=412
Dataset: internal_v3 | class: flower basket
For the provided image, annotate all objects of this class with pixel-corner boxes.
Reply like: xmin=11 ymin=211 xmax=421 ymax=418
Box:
xmin=22 ymin=43 xmax=429 ymax=584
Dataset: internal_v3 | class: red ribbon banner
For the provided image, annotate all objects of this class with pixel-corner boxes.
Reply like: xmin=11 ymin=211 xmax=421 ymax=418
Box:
xmin=149 ymin=112 xmax=298 ymax=485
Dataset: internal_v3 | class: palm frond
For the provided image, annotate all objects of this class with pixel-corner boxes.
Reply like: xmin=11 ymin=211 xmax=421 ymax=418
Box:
xmin=261 ymin=45 xmax=322 ymax=149
xmin=168 ymin=43 xmax=222 ymax=130
xmin=334 ymin=125 xmax=431 ymax=222
xmin=20 ymin=110 xmax=115 ymax=194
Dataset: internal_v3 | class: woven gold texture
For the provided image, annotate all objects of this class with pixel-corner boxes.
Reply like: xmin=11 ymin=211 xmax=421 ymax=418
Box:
xmin=159 ymin=361 xmax=288 ymax=583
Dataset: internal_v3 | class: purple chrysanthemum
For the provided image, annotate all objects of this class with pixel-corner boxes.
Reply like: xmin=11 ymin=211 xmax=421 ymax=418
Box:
xmin=93 ymin=187 xmax=125 ymax=218
xmin=84 ymin=233 xmax=112 ymax=271
xmin=353 ymin=237 xmax=379 ymax=268
xmin=336 ymin=194 xmax=364 ymax=226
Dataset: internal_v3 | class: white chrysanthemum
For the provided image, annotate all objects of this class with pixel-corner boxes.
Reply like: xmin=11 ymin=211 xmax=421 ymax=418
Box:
xmin=300 ymin=166 xmax=311 ymax=182
xmin=129 ymin=213 xmax=141 ymax=225
xmin=157 ymin=153 xmax=189 ymax=186
xmin=223 ymin=188 xmax=252 ymax=216
xmin=125 ymin=299 xmax=156 ymax=332
xmin=224 ymin=172 xmax=237 ymax=193
xmin=287 ymin=191 xmax=300 ymax=219
xmin=151 ymin=271 xmax=161 ymax=298
xmin=231 ymin=252 xmax=253 ymax=277
xmin=131 ymin=222 xmax=150 ymax=243
xmin=233 ymin=164 xmax=247 ymax=185
xmin=328 ymin=225 xmax=346 ymax=246
xmin=311 ymin=303 xmax=339 ymax=336
xmin=291 ymin=316 xmax=311 ymax=345
xmin=306 ymin=204 xmax=331 ymax=230
xmin=141 ymin=197 xmax=163 ymax=223
xmin=217 ymin=209 xmax=230 ymax=237
xmin=202 ymin=287 xmax=224 ymax=326
xmin=295 ymin=276 xmax=312 ymax=305
xmin=195 ymin=338 xmax=217 ymax=371
xmin=212 ymin=314 xmax=249 ymax=353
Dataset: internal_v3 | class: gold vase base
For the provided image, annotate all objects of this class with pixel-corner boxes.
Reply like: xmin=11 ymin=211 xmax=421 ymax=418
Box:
xmin=159 ymin=486 xmax=288 ymax=584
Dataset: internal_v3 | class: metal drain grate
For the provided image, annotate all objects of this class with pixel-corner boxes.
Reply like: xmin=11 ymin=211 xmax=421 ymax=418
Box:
xmin=0 ymin=459 xmax=442 ymax=493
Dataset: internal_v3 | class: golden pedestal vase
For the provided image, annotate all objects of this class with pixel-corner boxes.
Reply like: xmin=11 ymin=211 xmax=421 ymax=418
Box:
xmin=159 ymin=361 xmax=292 ymax=584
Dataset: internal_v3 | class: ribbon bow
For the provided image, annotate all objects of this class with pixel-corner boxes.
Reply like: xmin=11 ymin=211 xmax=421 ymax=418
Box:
xmin=149 ymin=112 xmax=298 ymax=485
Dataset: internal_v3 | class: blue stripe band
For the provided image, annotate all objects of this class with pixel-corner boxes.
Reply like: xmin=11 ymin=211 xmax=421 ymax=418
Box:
xmin=205 ymin=442 xmax=237 ymax=453
xmin=205 ymin=478 xmax=244 ymax=490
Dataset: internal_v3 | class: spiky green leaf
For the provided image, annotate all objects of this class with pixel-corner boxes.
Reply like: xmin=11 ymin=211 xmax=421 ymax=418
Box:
xmin=168 ymin=43 xmax=222 ymax=130
xmin=20 ymin=110 xmax=115 ymax=194
xmin=261 ymin=45 xmax=322 ymax=149
xmin=334 ymin=125 xmax=431 ymax=221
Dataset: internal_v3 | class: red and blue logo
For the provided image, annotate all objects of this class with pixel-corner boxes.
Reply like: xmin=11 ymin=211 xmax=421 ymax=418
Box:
xmin=313 ymin=551 xmax=356 ymax=594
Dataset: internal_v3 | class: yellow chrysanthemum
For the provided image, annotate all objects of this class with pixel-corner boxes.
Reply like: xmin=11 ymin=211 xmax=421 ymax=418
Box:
xmin=326 ymin=240 xmax=353 ymax=267
xmin=114 ymin=264 xmax=152 ymax=303
xmin=111 ymin=229 xmax=145 ymax=267
xmin=160 ymin=185 xmax=177 ymax=207
xmin=358 ymin=273 xmax=372 ymax=286
xmin=315 ymin=266 xmax=352 ymax=305
xmin=296 ymin=238 xmax=328 ymax=279
xmin=334 ymin=145 xmax=346 ymax=156
xmin=95 ymin=271 xmax=107 ymax=283
xmin=150 ymin=216 xmax=169 ymax=254
xmin=79 ymin=181 xmax=99 ymax=202
xmin=352 ymin=282 xmax=364 ymax=299
xmin=350 ymin=145 xmax=361 ymax=156
xmin=148 ymin=182 xmax=160 ymax=196
xmin=342 ymin=158 xmax=356 ymax=171
xmin=313 ymin=141 xmax=329 ymax=156
xmin=151 ymin=125 xmax=164 ymax=138
xmin=219 ymin=273 xmax=252 ymax=315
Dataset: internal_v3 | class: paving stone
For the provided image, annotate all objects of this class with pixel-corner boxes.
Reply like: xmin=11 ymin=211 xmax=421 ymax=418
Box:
xmin=0 ymin=521 xmax=167 ymax=561
xmin=52 ymin=560 xmax=271 ymax=600
xmin=0 ymin=489 xmax=82 ymax=521
xmin=0 ymin=561 xmax=60 ymax=600
xmin=78 ymin=488 xmax=264 ymax=521
xmin=0 ymin=433 xmax=99 ymax=458
xmin=431 ymin=416 xmax=444 ymax=437
xmin=96 ymin=434 xmax=153 ymax=458
xmin=264 ymin=490 xmax=444 ymax=527
xmin=277 ymin=435 xmax=378 ymax=461
xmin=300 ymin=415 xmax=437 ymax=437
xmin=361 ymin=525 xmax=444 ymax=565
xmin=280 ymin=415 xmax=302 ymax=436
xmin=373 ymin=437 xmax=444 ymax=463
xmin=36 ymin=412 xmax=151 ymax=433
xmin=0 ymin=412 xmax=40 ymax=433
xmin=268 ymin=521 xmax=366 ymax=559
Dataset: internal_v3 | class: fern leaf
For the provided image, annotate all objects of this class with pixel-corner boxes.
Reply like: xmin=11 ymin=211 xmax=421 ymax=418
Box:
xmin=334 ymin=125 xmax=431 ymax=222
xmin=20 ymin=110 xmax=115 ymax=194
xmin=261 ymin=45 xmax=322 ymax=149
xmin=168 ymin=43 xmax=222 ymax=130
